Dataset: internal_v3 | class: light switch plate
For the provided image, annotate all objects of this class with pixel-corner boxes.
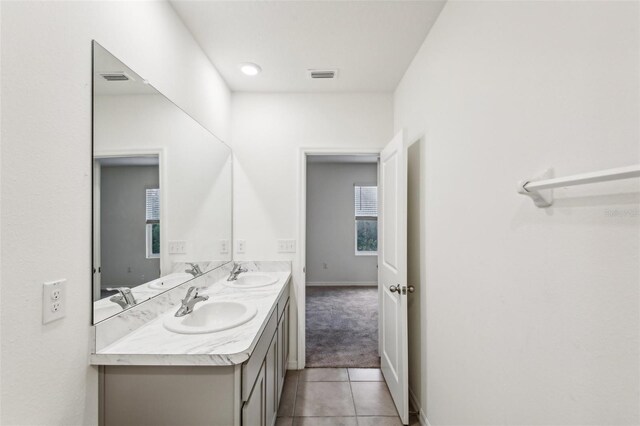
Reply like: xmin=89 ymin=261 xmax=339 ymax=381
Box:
xmin=219 ymin=239 xmax=230 ymax=254
xmin=43 ymin=279 xmax=66 ymax=324
xmin=168 ymin=240 xmax=187 ymax=254
xmin=277 ymin=239 xmax=296 ymax=253
xmin=236 ymin=239 xmax=246 ymax=254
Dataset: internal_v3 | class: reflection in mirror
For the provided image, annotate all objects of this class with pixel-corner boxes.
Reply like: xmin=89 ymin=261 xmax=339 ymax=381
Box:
xmin=92 ymin=42 xmax=232 ymax=323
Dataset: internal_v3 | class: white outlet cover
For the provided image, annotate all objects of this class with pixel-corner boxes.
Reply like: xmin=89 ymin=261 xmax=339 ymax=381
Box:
xmin=236 ymin=239 xmax=246 ymax=254
xmin=43 ymin=279 xmax=66 ymax=324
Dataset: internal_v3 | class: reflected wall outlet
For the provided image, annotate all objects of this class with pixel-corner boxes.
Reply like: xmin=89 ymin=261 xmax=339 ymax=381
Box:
xmin=236 ymin=239 xmax=246 ymax=254
xmin=219 ymin=239 xmax=230 ymax=254
xmin=278 ymin=239 xmax=296 ymax=253
xmin=43 ymin=279 xmax=66 ymax=324
xmin=168 ymin=241 xmax=187 ymax=254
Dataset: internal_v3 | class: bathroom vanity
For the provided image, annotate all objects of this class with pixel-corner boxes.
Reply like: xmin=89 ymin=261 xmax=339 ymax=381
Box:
xmin=92 ymin=264 xmax=291 ymax=426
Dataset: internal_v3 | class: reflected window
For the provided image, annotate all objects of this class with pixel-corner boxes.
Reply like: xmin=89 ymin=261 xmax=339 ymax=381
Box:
xmin=146 ymin=188 xmax=160 ymax=258
xmin=354 ymin=185 xmax=378 ymax=255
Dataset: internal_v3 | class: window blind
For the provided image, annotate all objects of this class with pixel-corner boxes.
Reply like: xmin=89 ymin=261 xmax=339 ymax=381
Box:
xmin=145 ymin=188 xmax=160 ymax=224
xmin=354 ymin=185 xmax=377 ymax=219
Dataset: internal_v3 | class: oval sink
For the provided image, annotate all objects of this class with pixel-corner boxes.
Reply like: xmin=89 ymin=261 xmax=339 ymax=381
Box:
xmin=148 ymin=272 xmax=193 ymax=290
xmin=224 ymin=273 xmax=278 ymax=289
xmin=164 ymin=300 xmax=257 ymax=334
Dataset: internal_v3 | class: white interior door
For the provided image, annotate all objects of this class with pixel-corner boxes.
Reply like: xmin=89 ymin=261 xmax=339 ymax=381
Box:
xmin=378 ymin=129 xmax=409 ymax=424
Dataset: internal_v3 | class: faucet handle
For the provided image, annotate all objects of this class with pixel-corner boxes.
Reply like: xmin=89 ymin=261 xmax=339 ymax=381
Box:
xmin=183 ymin=286 xmax=197 ymax=301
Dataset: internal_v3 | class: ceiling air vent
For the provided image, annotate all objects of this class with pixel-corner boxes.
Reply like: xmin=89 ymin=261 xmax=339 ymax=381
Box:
xmin=308 ymin=69 xmax=338 ymax=80
xmin=100 ymin=72 xmax=133 ymax=82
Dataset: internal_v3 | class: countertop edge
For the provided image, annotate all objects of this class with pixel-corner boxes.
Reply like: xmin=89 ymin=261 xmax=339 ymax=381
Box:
xmin=90 ymin=272 xmax=291 ymax=367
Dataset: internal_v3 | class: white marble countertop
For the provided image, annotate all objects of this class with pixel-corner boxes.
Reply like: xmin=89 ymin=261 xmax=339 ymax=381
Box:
xmin=90 ymin=270 xmax=291 ymax=366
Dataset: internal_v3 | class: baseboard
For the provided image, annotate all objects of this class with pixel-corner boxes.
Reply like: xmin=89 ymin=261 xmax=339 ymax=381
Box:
xmin=287 ymin=359 xmax=298 ymax=370
xmin=306 ymin=281 xmax=377 ymax=287
xmin=409 ymin=387 xmax=430 ymax=426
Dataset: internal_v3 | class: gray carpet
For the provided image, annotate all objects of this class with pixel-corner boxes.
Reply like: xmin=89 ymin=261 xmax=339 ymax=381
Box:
xmin=305 ymin=286 xmax=380 ymax=368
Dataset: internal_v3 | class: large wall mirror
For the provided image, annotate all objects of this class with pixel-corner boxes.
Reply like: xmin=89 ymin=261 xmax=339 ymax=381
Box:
xmin=92 ymin=42 xmax=232 ymax=323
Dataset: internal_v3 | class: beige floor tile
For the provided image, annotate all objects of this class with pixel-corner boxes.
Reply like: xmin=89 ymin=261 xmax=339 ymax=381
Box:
xmin=301 ymin=368 xmax=349 ymax=382
xmin=294 ymin=417 xmax=357 ymax=426
xmin=351 ymin=382 xmax=398 ymax=417
xmin=347 ymin=368 xmax=384 ymax=382
xmin=294 ymin=381 xmax=356 ymax=417
xmin=278 ymin=376 xmax=299 ymax=417
xmin=276 ymin=417 xmax=294 ymax=426
xmin=357 ymin=416 xmax=403 ymax=426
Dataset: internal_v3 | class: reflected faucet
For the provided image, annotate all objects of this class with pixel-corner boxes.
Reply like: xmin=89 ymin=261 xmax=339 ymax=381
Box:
xmin=175 ymin=286 xmax=209 ymax=317
xmin=105 ymin=287 xmax=137 ymax=309
xmin=185 ymin=262 xmax=203 ymax=277
xmin=227 ymin=263 xmax=248 ymax=281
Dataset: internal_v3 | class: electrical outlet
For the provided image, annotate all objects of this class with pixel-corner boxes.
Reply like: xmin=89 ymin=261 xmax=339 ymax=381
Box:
xmin=168 ymin=240 xmax=187 ymax=254
xmin=219 ymin=239 xmax=230 ymax=254
xmin=43 ymin=279 xmax=66 ymax=324
xmin=236 ymin=239 xmax=246 ymax=254
xmin=277 ymin=239 xmax=296 ymax=253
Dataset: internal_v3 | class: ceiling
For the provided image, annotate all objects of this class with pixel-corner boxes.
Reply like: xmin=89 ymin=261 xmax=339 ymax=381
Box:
xmin=93 ymin=42 xmax=158 ymax=96
xmin=170 ymin=0 xmax=446 ymax=92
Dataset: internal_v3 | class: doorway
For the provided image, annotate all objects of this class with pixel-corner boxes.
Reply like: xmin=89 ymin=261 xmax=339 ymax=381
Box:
xmin=303 ymin=154 xmax=380 ymax=368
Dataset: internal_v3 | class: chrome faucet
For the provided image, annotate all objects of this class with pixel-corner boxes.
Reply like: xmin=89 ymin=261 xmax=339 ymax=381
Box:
xmin=185 ymin=262 xmax=203 ymax=277
xmin=175 ymin=286 xmax=209 ymax=317
xmin=105 ymin=287 xmax=136 ymax=309
xmin=227 ymin=262 xmax=248 ymax=281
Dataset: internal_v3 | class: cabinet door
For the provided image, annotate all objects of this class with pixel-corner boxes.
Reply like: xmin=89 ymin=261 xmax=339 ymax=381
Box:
xmin=278 ymin=301 xmax=290 ymax=397
xmin=265 ymin=335 xmax=278 ymax=426
xmin=283 ymin=302 xmax=290 ymax=368
xmin=277 ymin=317 xmax=284 ymax=400
xmin=242 ymin=362 xmax=266 ymax=426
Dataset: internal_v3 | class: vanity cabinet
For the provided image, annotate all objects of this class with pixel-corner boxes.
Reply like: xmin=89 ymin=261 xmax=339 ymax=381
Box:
xmin=101 ymin=280 xmax=291 ymax=426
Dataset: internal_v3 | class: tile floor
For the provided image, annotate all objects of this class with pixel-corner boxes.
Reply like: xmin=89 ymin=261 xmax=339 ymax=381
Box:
xmin=276 ymin=368 xmax=419 ymax=426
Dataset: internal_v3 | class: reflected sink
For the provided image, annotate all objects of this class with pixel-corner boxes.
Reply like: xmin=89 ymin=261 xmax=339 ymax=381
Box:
xmin=163 ymin=300 xmax=257 ymax=334
xmin=223 ymin=273 xmax=278 ymax=289
xmin=147 ymin=272 xmax=193 ymax=290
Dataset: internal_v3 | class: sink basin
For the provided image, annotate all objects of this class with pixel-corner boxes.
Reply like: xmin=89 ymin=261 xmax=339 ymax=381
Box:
xmin=163 ymin=300 xmax=257 ymax=334
xmin=223 ymin=273 xmax=278 ymax=289
xmin=147 ymin=272 xmax=193 ymax=290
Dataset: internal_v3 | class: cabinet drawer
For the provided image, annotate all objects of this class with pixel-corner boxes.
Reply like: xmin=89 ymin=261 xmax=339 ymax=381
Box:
xmin=277 ymin=279 xmax=290 ymax=320
xmin=242 ymin=309 xmax=277 ymax=402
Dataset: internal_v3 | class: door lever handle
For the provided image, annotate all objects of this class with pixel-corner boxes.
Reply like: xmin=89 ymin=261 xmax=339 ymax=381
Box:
xmin=389 ymin=285 xmax=401 ymax=293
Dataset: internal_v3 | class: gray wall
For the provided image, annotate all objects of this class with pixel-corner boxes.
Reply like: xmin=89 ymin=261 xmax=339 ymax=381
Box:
xmin=306 ymin=162 xmax=378 ymax=285
xmin=407 ymin=140 xmax=424 ymax=412
xmin=101 ymin=165 xmax=160 ymax=288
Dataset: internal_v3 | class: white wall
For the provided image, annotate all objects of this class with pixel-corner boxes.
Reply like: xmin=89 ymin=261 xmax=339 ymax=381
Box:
xmin=0 ymin=1 xmax=230 ymax=424
xmin=231 ymin=93 xmax=393 ymax=366
xmin=395 ymin=1 xmax=640 ymax=425
xmin=306 ymin=162 xmax=378 ymax=285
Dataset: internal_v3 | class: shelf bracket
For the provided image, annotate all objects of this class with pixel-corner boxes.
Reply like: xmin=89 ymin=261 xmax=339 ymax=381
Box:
xmin=518 ymin=168 xmax=554 ymax=208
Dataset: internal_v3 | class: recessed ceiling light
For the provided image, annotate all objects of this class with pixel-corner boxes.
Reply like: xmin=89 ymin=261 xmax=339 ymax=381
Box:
xmin=239 ymin=63 xmax=262 ymax=76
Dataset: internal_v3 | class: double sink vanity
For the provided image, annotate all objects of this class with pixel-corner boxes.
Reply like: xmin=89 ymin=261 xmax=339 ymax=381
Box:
xmin=90 ymin=41 xmax=292 ymax=426
xmin=92 ymin=262 xmax=292 ymax=426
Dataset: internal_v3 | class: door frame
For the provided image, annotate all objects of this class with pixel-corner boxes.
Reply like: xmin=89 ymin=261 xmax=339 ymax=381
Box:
xmin=297 ymin=147 xmax=382 ymax=370
xmin=92 ymin=148 xmax=166 ymax=303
